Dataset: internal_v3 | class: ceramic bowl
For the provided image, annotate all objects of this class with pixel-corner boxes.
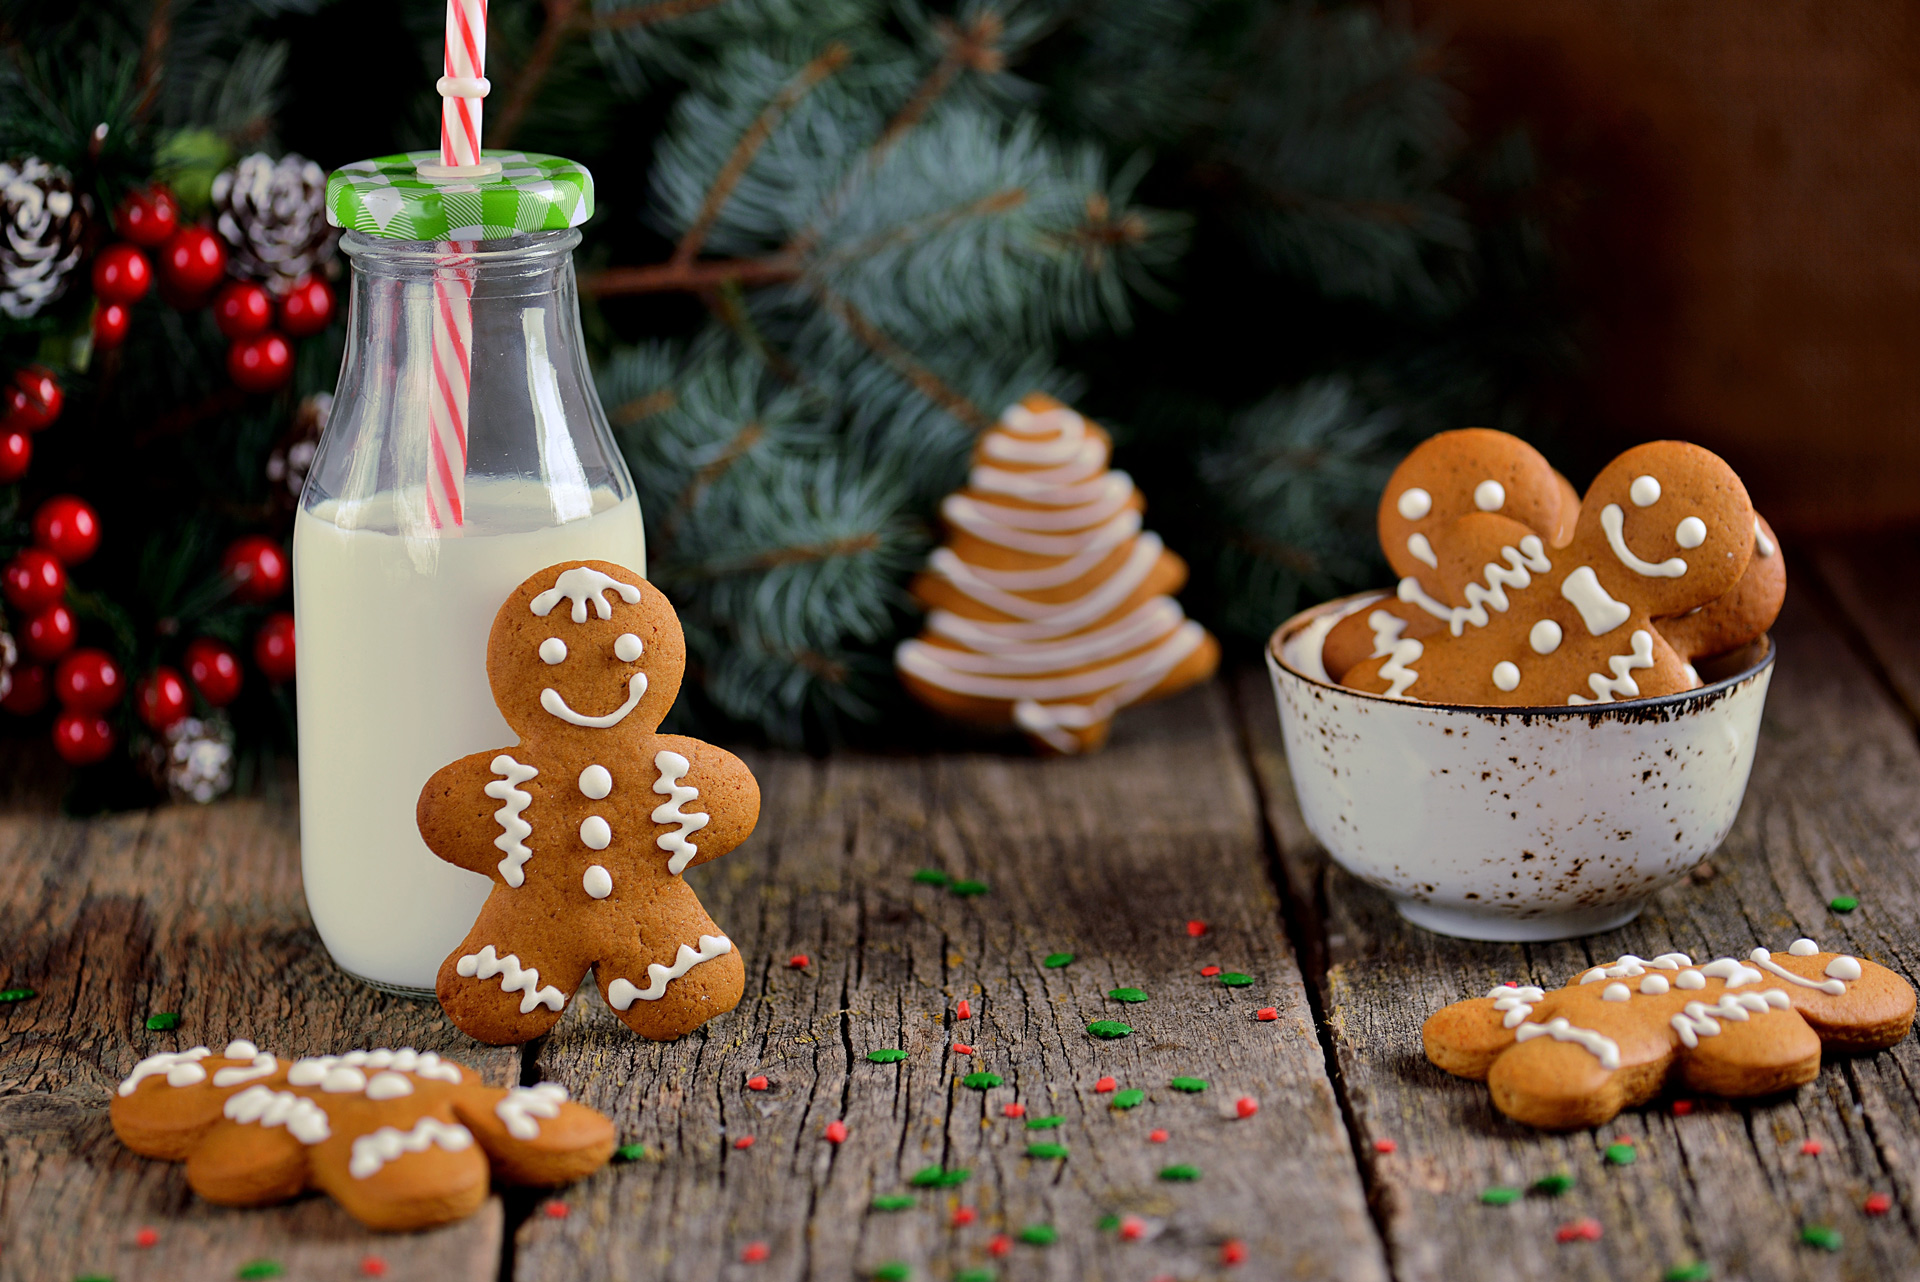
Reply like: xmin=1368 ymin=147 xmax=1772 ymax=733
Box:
xmin=1266 ymin=592 xmax=1775 ymax=941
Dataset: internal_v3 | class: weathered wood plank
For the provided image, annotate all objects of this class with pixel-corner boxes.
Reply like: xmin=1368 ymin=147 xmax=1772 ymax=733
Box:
xmin=0 ymin=795 xmax=518 ymax=1282
xmin=514 ymin=686 xmax=1388 ymax=1282
xmin=1235 ymin=590 xmax=1920 ymax=1282
xmin=1807 ymin=531 xmax=1920 ymax=724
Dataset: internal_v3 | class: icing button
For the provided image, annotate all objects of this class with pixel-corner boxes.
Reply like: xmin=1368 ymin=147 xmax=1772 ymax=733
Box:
xmin=1639 ymin=974 xmax=1670 ymax=995
xmin=583 ymin=864 xmax=613 ymax=900
xmin=578 ymin=764 xmax=612 ymax=800
xmin=1825 ymin=956 xmax=1863 ymax=981
xmin=1675 ymin=970 xmax=1706 ymax=990
xmin=1601 ymin=982 xmax=1631 ymax=1003
xmin=580 ymin=816 xmax=612 ymax=851
xmin=1788 ymin=938 xmax=1820 ymax=956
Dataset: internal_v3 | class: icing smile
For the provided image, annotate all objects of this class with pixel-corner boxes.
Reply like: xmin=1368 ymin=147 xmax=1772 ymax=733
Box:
xmin=1600 ymin=504 xmax=1687 ymax=578
xmin=541 ymin=672 xmax=649 ymax=728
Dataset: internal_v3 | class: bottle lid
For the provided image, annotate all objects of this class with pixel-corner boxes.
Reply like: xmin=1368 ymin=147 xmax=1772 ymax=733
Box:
xmin=325 ymin=150 xmax=593 ymax=242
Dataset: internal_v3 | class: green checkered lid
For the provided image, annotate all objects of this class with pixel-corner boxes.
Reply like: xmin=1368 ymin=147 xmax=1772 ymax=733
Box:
xmin=325 ymin=150 xmax=593 ymax=241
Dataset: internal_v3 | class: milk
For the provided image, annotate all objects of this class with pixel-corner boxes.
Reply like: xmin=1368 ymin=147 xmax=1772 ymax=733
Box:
xmin=293 ymin=481 xmax=645 ymax=992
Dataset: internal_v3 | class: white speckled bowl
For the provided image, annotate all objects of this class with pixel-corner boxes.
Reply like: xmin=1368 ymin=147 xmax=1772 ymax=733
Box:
xmin=1266 ymin=592 xmax=1775 ymax=941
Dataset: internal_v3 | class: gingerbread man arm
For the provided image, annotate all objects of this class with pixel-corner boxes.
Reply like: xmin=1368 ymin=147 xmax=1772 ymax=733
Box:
xmin=645 ymin=735 xmax=759 ymax=873
xmin=451 ymin=1083 xmax=618 ymax=1186
xmin=1421 ymin=985 xmax=1541 ymax=1079
xmin=418 ymin=748 xmax=527 ymax=880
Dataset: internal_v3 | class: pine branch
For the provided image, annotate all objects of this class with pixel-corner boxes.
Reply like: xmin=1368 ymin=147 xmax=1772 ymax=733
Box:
xmin=580 ymin=252 xmax=800 ymax=295
xmin=491 ymin=0 xmax=582 ymax=149
xmin=137 ymin=0 xmax=174 ymax=119
xmin=590 ymin=0 xmax=730 ymax=33
xmin=817 ymin=288 xmax=991 ymax=432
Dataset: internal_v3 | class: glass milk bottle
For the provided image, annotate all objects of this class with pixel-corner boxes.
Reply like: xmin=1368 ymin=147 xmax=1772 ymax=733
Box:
xmin=299 ymin=153 xmax=643 ymax=994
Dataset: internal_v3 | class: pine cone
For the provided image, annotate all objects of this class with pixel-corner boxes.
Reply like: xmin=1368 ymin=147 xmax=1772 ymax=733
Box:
xmin=143 ymin=714 xmax=237 ymax=804
xmin=266 ymin=391 xmax=331 ymax=505
xmin=211 ymin=153 xmax=338 ymax=293
xmin=1 ymin=157 xmax=88 ymax=320
xmin=0 ymin=622 xmax=16 ymax=704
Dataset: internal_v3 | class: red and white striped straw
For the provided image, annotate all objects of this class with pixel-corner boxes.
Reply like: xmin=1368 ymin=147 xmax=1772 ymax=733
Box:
xmin=440 ymin=0 xmax=489 ymax=168
xmin=426 ymin=0 xmax=489 ymax=529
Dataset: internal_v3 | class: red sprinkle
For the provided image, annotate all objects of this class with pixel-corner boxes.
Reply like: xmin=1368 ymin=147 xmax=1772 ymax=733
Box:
xmin=1187 ymin=920 xmax=1208 ymax=937
xmin=543 ymin=1201 xmax=570 ymax=1219
xmin=746 ymin=1074 xmax=769 ymax=1091
xmin=1672 ymin=1099 xmax=1694 ymax=1116
xmin=1003 ymin=1102 xmax=1027 ymax=1118
xmin=1236 ymin=1096 xmax=1258 ymax=1119
xmin=360 ymin=1258 xmax=389 ymax=1279
xmin=1222 ymin=1239 xmax=1248 ymax=1266
xmin=1119 ymin=1214 xmax=1146 ymax=1241
xmin=954 ymin=1043 xmax=974 ymax=1055
xmin=952 ymin=1206 xmax=977 ymax=1227
xmin=824 ymin=1119 xmax=847 ymax=1144
xmin=1866 ymin=1192 xmax=1894 ymax=1216
xmin=957 ymin=999 xmax=972 ymax=1019
xmin=788 ymin=954 xmax=809 ymax=968
xmin=1555 ymin=1217 xmax=1603 ymax=1243
xmin=988 ymin=1233 xmax=1012 ymax=1257
xmin=741 ymin=1241 xmax=770 ymax=1263
xmin=1094 ymin=1076 xmax=1117 ymax=1093
xmin=1372 ymin=1138 xmax=1397 ymax=1154
xmin=734 ymin=1135 xmax=755 ymax=1149
xmin=1200 ymin=965 xmax=1222 ymax=977
xmin=1149 ymin=1128 xmax=1169 ymax=1143
xmin=1255 ymin=1007 xmax=1278 ymax=1021
xmin=1800 ymin=1139 xmax=1825 ymax=1156
xmin=135 ymin=1227 xmax=159 ymax=1248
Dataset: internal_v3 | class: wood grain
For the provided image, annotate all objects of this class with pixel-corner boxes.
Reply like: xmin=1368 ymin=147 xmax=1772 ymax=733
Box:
xmin=1236 ymin=587 xmax=1920 ymax=1282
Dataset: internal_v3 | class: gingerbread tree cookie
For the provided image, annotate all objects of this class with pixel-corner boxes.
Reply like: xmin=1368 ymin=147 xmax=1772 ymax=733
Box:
xmin=1423 ymin=941 xmax=1915 ymax=1130
xmin=894 ymin=393 xmax=1219 ymax=754
xmin=110 ymin=1041 xmax=615 ymax=1230
xmin=417 ymin=560 xmax=759 ymax=1044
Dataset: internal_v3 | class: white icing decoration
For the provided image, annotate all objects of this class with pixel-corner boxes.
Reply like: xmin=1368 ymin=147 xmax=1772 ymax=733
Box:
xmin=614 ymin=633 xmax=643 ymax=662
xmin=606 ymin=935 xmax=733 ymax=1008
xmin=1367 ymin=610 xmax=1423 ymax=700
xmin=583 ymin=864 xmax=613 ymax=899
xmin=119 ymin=1048 xmax=211 ymax=1096
xmin=1601 ymin=504 xmax=1688 ymax=577
xmin=580 ymin=816 xmax=612 ymax=850
xmin=1530 ymin=619 xmax=1563 ymax=655
xmin=212 ymin=1052 xmax=278 ymax=1088
xmin=539 ymin=637 xmax=566 ymax=665
xmin=1487 ymin=985 xmax=1547 ymax=1029
xmin=455 ymin=947 xmax=567 ymax=1013
xmin=578 ymin=764 xmax=612 ymax=799
xmin=1397 ymin=487 xmax=1432 ymax=520
xmin=1630 ymin=475 xmax=1662 ymax=507
xmin=1446 ymin=537 xmax=1553 ymax=635
xmin=1788 ymin=938 xmax=1820 ymax=956
xmin=1754 ymin=518 xmax=1775 ymax=557
xmin=1567 ymin=629 xmax=1656 ymax=705
xmin=1749 ymin=947 xmax=1850 ymax=996
xmin=652 ymin=750 xmax=710 ymax=874
xmin=1579 ymin=953 xmax=1691 ymax=982
xmin=349 ymin=1118 xmax=474 ymax=1179
xmin=1640 ymin=974 xmax=1670 ymax=995
xmin=1670 ymin=990 xmax=1792 ymax=1048
xmin=1407 ymin=532 xmax=1438 ymax=569
xmin=541 ymin=672 xmax=648 ymax=729
xmin=224 ymin=1085 xmax=331 ymax=1144
xmin=1699 ymin=958 xmax=1764 ymax=987
xmin=1826 ymin=956 xmax=1863 ymax=981
xmin=288 ymin=1049 xmax=462 ymax=1086
xmin=224 ymin=1039 xmax=259 ymax=1058
xmin=1602 ymin=982 xmax=1631 ymax=1002
xmin=1492 ymin=661 xmax=1520 ymax=692
xmin=365 ymin=1071 xmax=414 ymax=1100
xmin=1676 ymin=517 xmax=1707 ymax=549
xmin=1474 ymin=479 xmax=1506 ymax=511
xmin=1560 ymin=566 xmax=1632 ymax=636
xmin=529 ymin=566 xmax=642 ymax=624
xmin=486 ymin=755 xmax=539 ymax=887
xmin=1675 ymin=970 xmax=1706 ymax=990
xmin=496 ymin=1082 xmax=569 ymax=1140
xmin=317 ymin=1066 xmax=367 ymax=1093
xmin=1514 ymin=1017 xmax=1621 ymax=1070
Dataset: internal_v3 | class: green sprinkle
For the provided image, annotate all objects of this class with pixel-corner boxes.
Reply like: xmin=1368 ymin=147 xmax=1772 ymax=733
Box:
xmin=1018 ymin=1224 xmax=1057 ymax=1246
xmin=76 ymin=1276 xmax=114 ymax=1282
xmin=1533 ymin=1172 xmax=1575 ymax=1196
xmin=1043 ymin=952 xmax=1074 ymax=968
xmin=1111 ymin=1088 xmax=1145 ymax=1109
xmin=913 ymin=869 xmax=951 ymax=885
xmin=1169 ymin=1077 xmax=1208 ymax=1093
xmin=1026 ymin=1142 xmax=1069 ymax=1160
xmin=870 ymin=1194 xmax=916 ymax=1211
xmin=956 ymin=1272 xmax=995 ymax=1282
xmin=909 ymin=1165 xmax=971 ymax=1187
xmin=145 ymin=1012 xmax=180 ymax=1032
xmin=1096 ymin=1214 xmax=1121 ymax=1231
xmin=866 ymin=1048 xmax=908 ymax=1063
xmin=962 ymin=1071 xmax=1003 ymax=1089
xmin=951 ymin=880 xmax=989 ymax=897
xmin=1087 ymin=1020 xmax=1132 ymax=1039
xmin=872 ymin=1263 xmax=911 ymax=1282
xmin=1480 ymin=1186 xmax=1521 ymax=1206
xmin=1219 ymin=972 xmax=1254 ymax=988
xmin=1800 ymin=1225 xmax=1842 ymax=1251
xmin=1605 ymin=1142 xmax=1637 ymax=1166
xmin=1025 ymin=1115 xmax=1064 ymax=1130
xmin=1108 ymin=987 xmax=1149 ymax=1003
xmin=1829 ymin=896 xmax=1859 ymax=913
xmin=614 ymin=1142 xmax=647 ymax=1162
xmin=236 ymin=1262 xmax=284 ymax=1280
xmin=0 ymin=987 xmax=34 ymax=1003
xmin=1159 ymin=1164 xmax=1201 ymax=1182
xmin=1664 ymin=1264 xmax=1713 ymax=1282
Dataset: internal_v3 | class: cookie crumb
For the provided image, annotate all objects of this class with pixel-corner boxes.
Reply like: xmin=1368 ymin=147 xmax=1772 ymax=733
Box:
xmin=1829 ymin=896 xmax=1859 ymax=913
xmin=733 ymin=1135 xmax=755 ymax=1149
xmin=951 ymin=1206 xmax=977 ymax=1227
xmin=1149 ymin=1128 xmax=1169 ymax=1143
xmin=1555 ymin=1217 xmax=1602 ymax=1243
xmin=1800 ymin=1225 xmax=1842 ymax=1252
xmin=1255 ymin=1007 xmax=1278 ymax=1021
xmin=1187 ymin=920 xmax=1208 ymax=937
xmin=1371 ymin=1138 xmax=1396 ymax=1154
xmin=788 ymin=954 xmax=810 ymax=969
xmin=136 ymin=1227 xmax=159 ymax=1248
xmin=956 ymin=999 xmax=972 ymax=1019
xmin=1800 ymin=1139 xmax=1824 ymax=1156
xmin=359 ymin=1258 xmax=389 ymax=1279
xmin=825 ymin=1120 xmax=848 ymax=1143
xmin=1480 ymin=1187 xmax=1520 ymax=1206
xmin=1221 ymin=1239 xmax=1247 ymax=1266
xmin=1865 ymin=1192 xmax=1893 ymax=1216
xmin=1236 ymin=1097 xmax=1258 ymax=1119
xmin=953 ymin=1043 xmax=974 ymax=1055
xmin=1094 ymin=1076 xmax=1117 ymax=1093
xmin=741 ymin=1242 xmax=770 ymax=1264
xmin=146 ymin=1012 xmax=181 ymax=1032
xmin=746 ymin=1074 xmax=769 ymax=1091
xmin=988 ymin=1233 xmax=1012 ymax=1257
xmin=542 ymin=1201 xmax=570 ymax=1219
xmin=1002 ymin=1102 xmax=1026 ymax=1118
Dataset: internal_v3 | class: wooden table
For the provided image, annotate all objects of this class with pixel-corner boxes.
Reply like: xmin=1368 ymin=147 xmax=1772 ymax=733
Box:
xmin=5 ymin=538 xmax=1920 ymax=1281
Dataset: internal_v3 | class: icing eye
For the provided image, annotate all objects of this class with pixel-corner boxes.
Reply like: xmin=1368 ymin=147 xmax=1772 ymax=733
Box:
xmin=539 ymin=638 xmax=567 ymax=665
xmin=1406 ymin=533 xmax=1438 ymax=568
xmin=1396 ymin=487 xmax=1432 ymax=520
xmin=1675 ymin=516 xmax=1706 ymax=548
xmin=1529 ymin=620 xmax=1563 ymax=655
xmin=1491 ymin=661 xmax=1520 ymax=692
xmin=614 ymin=633 xmax=643 ymax=663
xmin=1629 ymin=475 xmax=1661 ymax=507
xmin=1473 ymin=479 xmax=1505 ymax=512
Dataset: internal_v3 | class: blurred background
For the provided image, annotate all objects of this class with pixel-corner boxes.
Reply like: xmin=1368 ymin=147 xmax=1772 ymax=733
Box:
xmin=0 ymin=0 xmax=1912 ymax=800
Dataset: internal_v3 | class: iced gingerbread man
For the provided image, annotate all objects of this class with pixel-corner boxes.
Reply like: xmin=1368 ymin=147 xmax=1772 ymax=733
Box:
xmin=418 ymin=560 xmax=758 ymax=1044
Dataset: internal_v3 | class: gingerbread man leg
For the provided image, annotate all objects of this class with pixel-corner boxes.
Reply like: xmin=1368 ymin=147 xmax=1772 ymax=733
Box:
xmin=596 ymin=927 xmax=746 ymax=1042
xmin=438 ymin=900 xmax=588 ymax=1046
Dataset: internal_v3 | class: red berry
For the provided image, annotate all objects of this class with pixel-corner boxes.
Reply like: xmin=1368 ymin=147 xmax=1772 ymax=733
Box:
xmin=185 ymin=637 xmax=243 ymax=706
xmin=159 ymin=226 xmax=228 ymax=297
xmin=21 ymin=604 xmax=76 ymax=662
xmin=1 ymin=664 xmax=49 ymax=715
xmin=93 ymin=301 xmax=131 ymax=349
xmin=92 ymin=243 xmax=153 ymax=304
xmin=136 ymin=666 xmax=191 ymax=731
xmin=5 ymin=366 xmax=62 ymax=431
xmin=223 ymin=536 xmax=291 ymax=603
xmin=52 ymin=710 xmax=116 ymax=764
xmin=254 ymin=612 xmax=297 ymax=682
xmin=213 ymin=280 xmax=274 ymax=339
xmin=116 ymin=187 xmax=180 ymax=247
xmin=33 ymin=496 xmax=101 ymax=564
xmin=0 ymin=429 xmax=29 ymax=483
xmin=228 ymin=331 xmax=294 ymax=393
xmin=54 ymin=649 xmax=125 ymax=713
xmin=3 ymin=549 xmax=67 ymax=612
xmin=278 ymin=275 xmax=336 ymax=338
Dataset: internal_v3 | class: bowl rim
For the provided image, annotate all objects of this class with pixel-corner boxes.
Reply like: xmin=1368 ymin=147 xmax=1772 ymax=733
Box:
xmin=1267 ymin=589 xmax=1775 ymax=718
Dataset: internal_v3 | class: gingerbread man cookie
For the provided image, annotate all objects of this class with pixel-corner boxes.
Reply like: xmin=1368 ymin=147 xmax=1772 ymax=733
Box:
xmin=1344 ymin=441 xmax=1756 ymax=705
xmin=110 ymin=1041 xmax=615 ymax=1230
xmin=1655 ymin=513 xmax=1785 ymax=665
xmin=417 ymin=560 xmax=759 ymax=1045
xmin=1423 ymin=941 xmax=1914 ymax=1129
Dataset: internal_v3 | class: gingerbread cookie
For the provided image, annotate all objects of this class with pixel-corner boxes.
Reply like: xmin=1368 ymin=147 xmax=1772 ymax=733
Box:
xmin=110 ymin=1041 xmax=615 ymax=1230
xmin=417 ymin=560 xmax=758 ymax=1044
xmin=1655 ymin=513 xmax=1784 ymax=664
xmin=894 ymin=393 xmax=1219 ymax=754
xmin=1344 ymin=441 xmax=1756 ymax=705
xmin=1423 ymin=941 xmax=1914 ymax=1130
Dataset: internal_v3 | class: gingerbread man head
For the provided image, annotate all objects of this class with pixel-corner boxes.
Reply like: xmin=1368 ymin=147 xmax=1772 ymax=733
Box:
xmin=1378 ymin=428 xmax=1579 ymax=591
